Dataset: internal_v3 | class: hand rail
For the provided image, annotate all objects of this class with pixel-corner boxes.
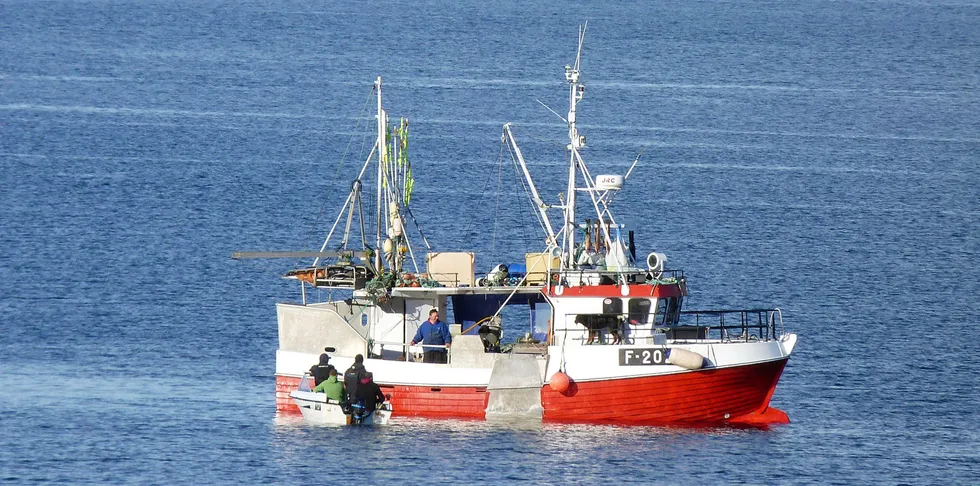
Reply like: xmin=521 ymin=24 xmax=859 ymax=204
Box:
xmin=559 ymin=309 xmax=782 ymax=344
xmin=548 ymin=268 xmax=685 ymax=283
xmin=770 ymin=308 xmax=784 ymax=336
xmin=371 ymin=340 xmax=452 ymax=363
xmin=679 ymin=309 xmax=780 ymax=342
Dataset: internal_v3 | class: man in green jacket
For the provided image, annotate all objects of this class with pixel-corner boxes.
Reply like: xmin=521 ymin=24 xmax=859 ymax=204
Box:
xmin=313 ymin=369 xmax=345 ymax=402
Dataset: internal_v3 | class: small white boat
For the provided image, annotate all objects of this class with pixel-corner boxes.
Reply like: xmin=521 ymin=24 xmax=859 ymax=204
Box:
xmin=289 ymin=375 xmax=392 ymax=425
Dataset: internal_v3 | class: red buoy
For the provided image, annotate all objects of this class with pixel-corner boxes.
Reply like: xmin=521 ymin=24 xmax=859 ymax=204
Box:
xmin=549 ymin=371 xmax=570 ymax=393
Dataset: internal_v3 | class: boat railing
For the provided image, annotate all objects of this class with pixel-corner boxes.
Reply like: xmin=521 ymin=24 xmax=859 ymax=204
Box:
xmin=562 ymin=308 xmax=780 ymax=345
xmin=294 ymin=264 xmax=373 ymax=289
xmin=563 ymin=313 xmax=626 ymax=345
xmin=370 ymin=340 xmax=452 ymax=363
xmin=678 ymin=309 xmax=781 ymax=343
xmin=548 ymin=268 xmax=685 ymax=285
xmin=772 ymin=308 xmax=784 ymax=336
xmin=423 ymin=272 xmax=461 ymax=287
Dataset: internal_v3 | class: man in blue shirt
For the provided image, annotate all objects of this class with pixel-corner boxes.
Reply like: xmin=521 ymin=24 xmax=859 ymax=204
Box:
xmin=411 ymin=309 xmax=452 ymax=363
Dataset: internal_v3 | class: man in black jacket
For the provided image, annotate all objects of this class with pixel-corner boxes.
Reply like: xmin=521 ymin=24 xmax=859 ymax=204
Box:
xmin=354 ymin=372 xmax=386 ymax=414
xmin=309 ymin=349 xmax=336 ymax=386
xmin=343 ymin=354 xmax=367 ymax=403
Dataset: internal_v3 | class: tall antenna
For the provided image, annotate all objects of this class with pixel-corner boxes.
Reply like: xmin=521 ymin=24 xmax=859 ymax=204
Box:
xmin=574 ymin=21 xmax=587 ymax=72
xmin=562 ymin=22 xmax=587 ymax=269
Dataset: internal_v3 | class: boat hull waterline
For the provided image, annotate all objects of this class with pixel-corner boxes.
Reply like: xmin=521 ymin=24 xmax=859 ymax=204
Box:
xmin=277 ymin=357 xmax=791 ymax=427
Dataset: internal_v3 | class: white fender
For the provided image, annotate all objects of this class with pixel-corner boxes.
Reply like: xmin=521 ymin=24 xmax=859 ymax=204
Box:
xmin=667 ymin=348 xmax=704 ymax=370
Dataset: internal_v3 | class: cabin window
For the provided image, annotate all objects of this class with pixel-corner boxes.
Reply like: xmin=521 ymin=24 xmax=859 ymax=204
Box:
xmin=602 ymin=297 xmax=623 ymax=316
xmin=666 ymin=297 xmax=682 ymax=325
xmin=628 ymin=298 xmax=652 ymax=325
xmin=532 ymin=303 xmax=552 ymax=343
xmin=654 ymin=297 xmax=683 ymax=326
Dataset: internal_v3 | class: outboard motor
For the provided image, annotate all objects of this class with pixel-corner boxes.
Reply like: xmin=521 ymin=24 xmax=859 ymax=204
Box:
xmin=349 ymin=402 xmax=370 ymax=425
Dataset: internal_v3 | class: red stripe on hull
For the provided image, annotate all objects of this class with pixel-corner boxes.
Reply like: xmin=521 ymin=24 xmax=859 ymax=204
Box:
xmin=276 ymin=375 xmax=302 ymax=414
xmin=541 ymin=359 xmax=789 ymax=426
xmin=382 ymin=385 xmax=489 ymax=419
xmin=549 ymin=283 xmax=683 ymax=298
xmin=275 ymin=375 xmax=488 ymax=418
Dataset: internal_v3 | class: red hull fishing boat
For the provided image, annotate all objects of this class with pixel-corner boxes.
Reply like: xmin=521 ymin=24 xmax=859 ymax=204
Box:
xmin=239 ymin=24 xmax=797 ymax=427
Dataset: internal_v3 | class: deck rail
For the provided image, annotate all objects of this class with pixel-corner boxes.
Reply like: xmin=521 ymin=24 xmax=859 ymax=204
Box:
xmin=563 ymin=308 xmax=783 ymax=345
xmin=548 ymin=268 xmax=685 ymax=285
xmin=369 ymin=339 xmax=452 ymax=363
xmin=677 ymin=308 xmax=782 ymax=342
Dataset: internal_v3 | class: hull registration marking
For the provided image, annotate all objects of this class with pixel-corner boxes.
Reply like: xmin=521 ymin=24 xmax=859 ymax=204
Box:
xmin=619 ymin=348 xmax=670 ymax=366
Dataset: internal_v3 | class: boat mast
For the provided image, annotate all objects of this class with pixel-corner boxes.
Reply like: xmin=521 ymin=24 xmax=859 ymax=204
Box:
xmin=375 ymin=76 xmax=386 ymax=273
xmin=563 ymin=23 xmax=587 ymax=269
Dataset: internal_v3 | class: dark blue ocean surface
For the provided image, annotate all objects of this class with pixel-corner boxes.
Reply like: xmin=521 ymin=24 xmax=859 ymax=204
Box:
xmin=1 ymin=0 xmax=978 ymax=483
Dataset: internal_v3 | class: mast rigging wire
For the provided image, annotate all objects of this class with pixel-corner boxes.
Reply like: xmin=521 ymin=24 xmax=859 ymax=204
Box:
xmin=506 ymin=139 xmax=546 ymax=247
xmin=296 ymin=89 xmax=376 ymax=269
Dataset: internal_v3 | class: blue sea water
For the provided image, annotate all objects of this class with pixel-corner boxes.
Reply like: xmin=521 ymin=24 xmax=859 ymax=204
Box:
xmin=1 ymin=0 xmax=978 ymax=483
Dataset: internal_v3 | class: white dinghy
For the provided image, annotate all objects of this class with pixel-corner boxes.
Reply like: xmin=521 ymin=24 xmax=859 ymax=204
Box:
xmin=289 ymin=374 xmax=392 ymax=426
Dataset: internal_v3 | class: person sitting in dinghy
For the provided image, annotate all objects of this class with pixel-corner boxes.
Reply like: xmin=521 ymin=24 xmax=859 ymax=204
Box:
xmin=343 ymin=354 xmax=367 ymax=402
xmin=354 ymin=372 xmax=387 ymax=416
xmin=312 ymin=368 xmax=345 ymax=403
xmin=309 ymin=348 xmax=336 ymax=386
